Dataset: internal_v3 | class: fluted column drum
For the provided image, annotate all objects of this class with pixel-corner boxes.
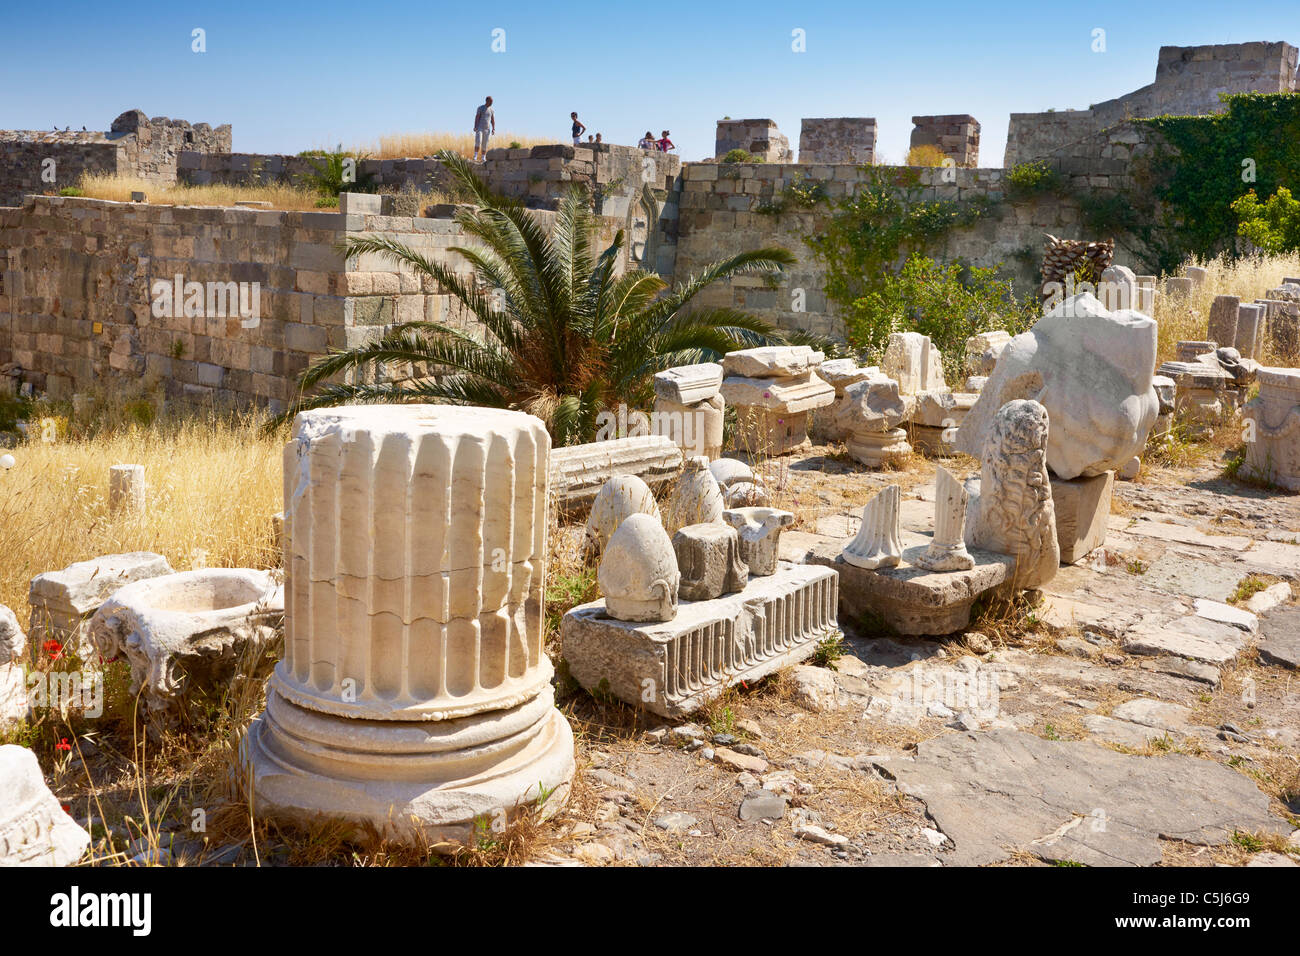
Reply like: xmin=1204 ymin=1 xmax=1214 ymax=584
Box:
xmin=246 ymin=405 xmax=574 ymax=845
xmin=274 ymin=405 xmax=551 ymax=719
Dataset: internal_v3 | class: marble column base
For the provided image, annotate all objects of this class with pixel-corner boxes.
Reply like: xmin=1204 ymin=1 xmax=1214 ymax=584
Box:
xmin=244 ymin=686 xmax=575 ymax=847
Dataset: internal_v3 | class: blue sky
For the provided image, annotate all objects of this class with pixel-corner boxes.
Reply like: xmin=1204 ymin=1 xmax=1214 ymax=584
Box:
xmin=3 ymin=1 xmax=1296 ymax=166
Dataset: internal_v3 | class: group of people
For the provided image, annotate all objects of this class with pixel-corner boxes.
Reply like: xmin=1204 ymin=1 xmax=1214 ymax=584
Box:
xmin=470 ymin=96 xmax=674 ymax=162
xmin=639 ymin=130 xmax=675 ymax=152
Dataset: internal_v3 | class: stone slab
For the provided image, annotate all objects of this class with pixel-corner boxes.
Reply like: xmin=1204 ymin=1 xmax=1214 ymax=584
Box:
xmin=1137 ymin=553 xmax=1250 ymax=603
xmin=653 ymin=363 xmax=723 ymax=405
xmin=721 ymin=346 xmax=823 ymax=379
xmin=1258 ymin=606 xmax=1300 ymax=669
xmin=800 ymin=531 xmax=1015 ymax=636
xmin=562 ymin=563 xmax=838 ymax=717
xmin=549 ymin=435 xmax=683 ymax=511
xmin=1122 ymin=613 xmax=1250 ymax=665
xmin=880 ymin=729 xmax=1287 ymax=866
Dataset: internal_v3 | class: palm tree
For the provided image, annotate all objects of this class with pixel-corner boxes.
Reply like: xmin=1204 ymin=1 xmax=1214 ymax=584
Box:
xmin=283 ymin=149 xmax=810 ymax=445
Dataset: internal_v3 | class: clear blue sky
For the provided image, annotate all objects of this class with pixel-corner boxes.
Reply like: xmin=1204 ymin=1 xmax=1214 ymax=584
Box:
xmin=3 ymin=0 xmax=1295 ymax=166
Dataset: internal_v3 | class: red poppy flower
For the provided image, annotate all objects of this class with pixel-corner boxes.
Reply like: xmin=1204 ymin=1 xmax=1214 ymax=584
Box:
xmin=56 ymin=738 xmax=72 ymax=752
xmin=43 ymin=639 xmax=64 ymax=661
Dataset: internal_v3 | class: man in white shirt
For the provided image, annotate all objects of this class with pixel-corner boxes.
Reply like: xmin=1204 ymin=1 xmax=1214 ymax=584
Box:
xmin=473 ymin=96 xmax=495 ymax=162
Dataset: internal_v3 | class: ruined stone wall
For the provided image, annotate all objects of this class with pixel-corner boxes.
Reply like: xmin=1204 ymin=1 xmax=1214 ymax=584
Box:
xmin=1006 ymin=41 xmax=1298 ymax=167
xmin=0 ymin=196 xmax=484 ymax=408
xmin=798 ymin=118 xmax=877 ymax=165
xmin=0 ymin=111 xmax=230 ymax=208
xmin=910 ymin=115 xmax=979 ymax=167
xmin=675 ymin=124 xmax=1153 ymax=341
xmin=714 ymin=120 xmax=793 ymax=162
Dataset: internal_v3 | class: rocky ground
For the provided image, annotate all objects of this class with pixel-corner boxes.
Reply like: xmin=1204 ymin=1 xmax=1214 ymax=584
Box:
xmin=540 ymin=448 xmax=1300 ymax=867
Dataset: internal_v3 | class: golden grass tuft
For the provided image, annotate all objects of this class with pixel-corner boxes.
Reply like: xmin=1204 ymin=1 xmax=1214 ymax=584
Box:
xmin=905 ymin=144 xmax=948 ymax=167
xmin=0 ymin=407 xmax=284 ymax=617
xmin=1154 ymin=251 xmax=1300 ymax=366
xmin=70 ymin=173 xmax=325 ymax=211
xmin=349 ymin=131 xmax=553 ymax=160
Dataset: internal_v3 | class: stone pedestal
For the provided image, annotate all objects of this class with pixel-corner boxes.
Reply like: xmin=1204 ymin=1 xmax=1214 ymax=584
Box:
xmin=654 ymin=393 xmax=724 ymax=460
xmin=562 ymin=563 xmax=838 ymax=718
xmin=1241 ymin=367 xmax=1300 ymax=491
xmin=1208 ymin=295 xmax=1240 ymax=347
xmin=802 ymin=535 xmax=1013 ymax=636
xmin=1049 ymin=471 xmax=1114 ymax=564
xmin=1235 ymin=304 xmax=1264 ymax=360
xmin=847 ymin=427 xmax=911 ymax=467
xmin=721 ymin=348 xmax=834 ymax=456
xmin=1158 ymin=361 xmax=1233 ymax=438
xmin=246 ymin=406 xmax=574 ymax=845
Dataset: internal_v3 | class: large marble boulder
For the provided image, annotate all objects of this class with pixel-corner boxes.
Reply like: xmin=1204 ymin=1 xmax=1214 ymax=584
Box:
xmin=955 ymin=292 xmax=1159 ymax=480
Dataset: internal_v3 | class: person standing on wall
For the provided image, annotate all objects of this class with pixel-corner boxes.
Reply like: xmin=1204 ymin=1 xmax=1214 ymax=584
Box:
xmin=570 ymin=112 xmax=587 ymax=146
xmin=638 ymin=130 xmax=656 ymax=150
xmin=473 ymin=96 xmax=495 ymax=162
xmin=656 ymin=130 xmax=675 ymax=152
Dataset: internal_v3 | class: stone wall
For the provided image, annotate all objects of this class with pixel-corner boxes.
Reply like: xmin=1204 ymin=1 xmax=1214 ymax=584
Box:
xmin=674 ymin=123 xmax=1155 ymax=341
xmin=799 ymin=118 xmax=877 ymax=165
xmin=910 ymin=115 xmax=979 ymax=167
xmin=714 ymin=120 xmax=793 ymax=162
xmin=1006 ymin=41 xmax=1298 ymax=167
xmin=0 ymin=196 xmax=486 ymax=408
xmin=0 ymin=111 xmax=230 ymax=207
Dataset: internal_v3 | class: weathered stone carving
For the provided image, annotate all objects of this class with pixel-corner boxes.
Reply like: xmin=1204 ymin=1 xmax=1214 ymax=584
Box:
xmin=1208 ymin=294 xmax=1240 ymax=348
xmin=722 ymin=507 xmax=795 ymax=576
xmin=721 ymin=347 xmax=834 ymax=455
xmin=673 ymin=523 xmax=747 ymax=601
xmin=90 ymin=568 xmax=284 ymax=723
xmin=563 ymin=564 xmax=838 ymax=717
xmin=1241 ymin=367 xmax=1300 ymax=490
xmin=549 ymin=434 xmax=682 ymax=511
xmin=883 ymin=332 xmax=946 ymax=396
xmin=585 ymin=475 xmax=661 ymax=554
xmin=665 ymin=456 xmax=725 ymax=530
xmin=0 ymin=745 xmax=91 ymax=866
xmin=955 ymin=292 xmax=1159 ymax=480
xmin=28 ymin=552 xmax=174 ymax=658
xmin=843 ymin=484 xmax=903 ymax=570
xmin=915 ymin=467 xmax=974 ymax=572
xmin=601 ymin=513 xmax=681 ymax=622
xmin=833 ymin=375 xmax=912 ymax=467
xmin=964 ymin=400 xmax=1059 ymax=591
xmin=246 ymin=405 xmax=575 ymax=846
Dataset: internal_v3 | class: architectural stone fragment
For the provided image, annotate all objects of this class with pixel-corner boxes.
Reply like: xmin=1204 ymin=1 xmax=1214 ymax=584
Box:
xmin=914 ymin=467 xmax=974 ymax=572
xmin=722 ymin=507 xmax=795 ymax=576
xmin=672 ymin=523 xmax=747 ymax=601
xmin=601 ymin=513 xmax=681 ymax=622
xmin=843 ymin=485 xmax=903 ymax=570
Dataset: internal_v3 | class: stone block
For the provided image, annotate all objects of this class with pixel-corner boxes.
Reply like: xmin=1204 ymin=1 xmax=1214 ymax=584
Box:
xmin=550 ymin=434 xmax=683 ymax=511
xmin=672 ymin=522 xmax=748 ymax=600
xmin=562 ymin=563 xmax=838 ymax=717
xmin=28 ymin=552 xmax=173 ymax=656
xmin=1049 ymin=471 xmax=1114 ymax=563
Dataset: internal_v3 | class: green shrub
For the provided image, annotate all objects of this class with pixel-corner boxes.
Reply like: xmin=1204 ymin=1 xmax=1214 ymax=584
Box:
xmin=842 ymin=254 xmax=1035 ymax=381
xmin=57 ymin=186 xmax=84 ymax=197
xmin=721 ymin=149 xmax=761 ymax=164
xmin=1232 ymin=186 xmax=1300 ymax=254
xmin=1005 ymin=160 xmax=1061 ymax=198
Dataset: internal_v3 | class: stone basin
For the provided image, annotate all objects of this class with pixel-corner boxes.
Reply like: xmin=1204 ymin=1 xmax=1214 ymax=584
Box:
xmin=91 ymin=568 xmax=283 ymax=722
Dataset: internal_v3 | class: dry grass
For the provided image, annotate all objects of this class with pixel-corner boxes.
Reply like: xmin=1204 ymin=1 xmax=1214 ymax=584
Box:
xmin=71 ymin=173 xmax=324 ymax=211
xmin=1154 ymin=251 xmax=1300 ymax=366
xmin=351 ymin=131 xmax=553 ymax=160
xmin=0 ymin=404 xmax=283 ymax=616
xmin=905 ymin=144 xmax=948 ymax=167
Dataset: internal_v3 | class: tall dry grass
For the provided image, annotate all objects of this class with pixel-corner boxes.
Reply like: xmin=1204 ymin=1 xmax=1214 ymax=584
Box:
xmin=350 ymin=131 xmax=553 ymax=159
xmin=0 ymin=412 xmax=283 ymax=617
xmin=1153 ymin=251 xmax=1300 ymax=366
xmin=72 ymin=173 xmax=324 ymax=211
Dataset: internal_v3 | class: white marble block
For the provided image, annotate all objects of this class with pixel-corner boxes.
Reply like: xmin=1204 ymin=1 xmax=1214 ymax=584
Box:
xmin=246 ymin=405 xmax=574 ymax=845
xmin=563 ymin=563 xmax=838 ymax=717
xmin=600 ymin=513 xmax=681 ymax=622
xmin=883 ymin=332 xmax=946 ymax=396
xmin=955 ymin=293 xmax=1159 ymax=480
xmin=1241 ymin=367 xmax=1300 ymax=490
xmin=843 ymin=485 xmax=903 ymax=570
xmin=29 ymin=552 xmax=174 ymax=658
xmin=585 ymin=475 xmax=661 ymax=554
xmin=653 ymin=362 xmax=723 ymax=405
xmin=108 ymin=464 xmax=146 ymax=514
xmin=549 ymin=434 xmax=682 ymax=510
